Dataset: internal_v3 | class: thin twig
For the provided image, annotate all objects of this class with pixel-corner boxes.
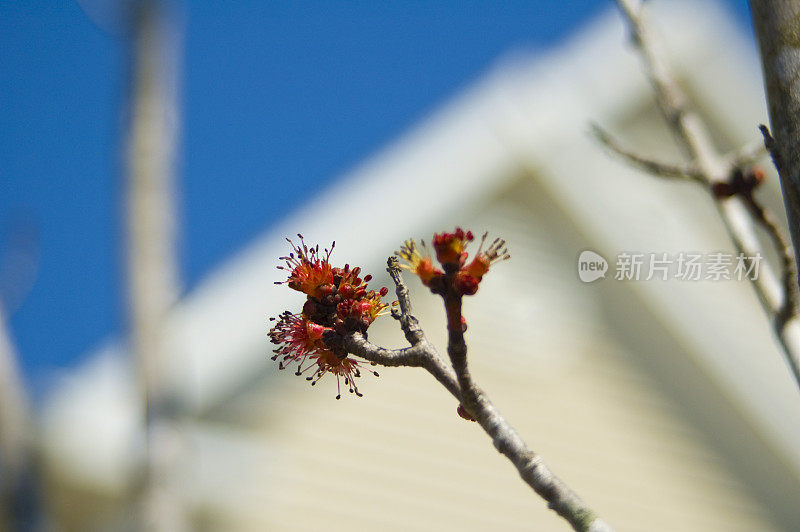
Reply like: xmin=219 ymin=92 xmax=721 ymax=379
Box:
xmin=761 ymin=207 xmax=797 ymax=330
xmin=442 ymin=267 xmax=610 ymax=532
xmin=758 ymin=126 xmax=798 ymax=330
xmin=722 ymin=138 xmax=768 ymax=170
xmin=387 ymin=256 xmax=426 ymax=345
xmin=611 ymin=0 xmax=800 ymax=393
xmin=343 ymin=334 xmax=463 ymax=401
xmin=591 ymin=124 xmax=703 ymax=182
xmin=615 ymin=0 xmax=720 ymax=166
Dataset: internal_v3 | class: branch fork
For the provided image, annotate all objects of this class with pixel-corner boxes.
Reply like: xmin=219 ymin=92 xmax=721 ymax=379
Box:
xmin=594 ymin=0 xmax=800 ymax=391
xmin=343 ymin=257 xmax=612 ymax=532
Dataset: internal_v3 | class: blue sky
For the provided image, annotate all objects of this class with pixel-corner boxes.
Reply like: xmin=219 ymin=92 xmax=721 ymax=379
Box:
xmin=0 ymin=1 xmax=752 ymax=394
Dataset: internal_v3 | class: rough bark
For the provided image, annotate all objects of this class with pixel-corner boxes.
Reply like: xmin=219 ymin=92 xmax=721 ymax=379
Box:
xmin=750 ymin=1 xmax=800 ymax=290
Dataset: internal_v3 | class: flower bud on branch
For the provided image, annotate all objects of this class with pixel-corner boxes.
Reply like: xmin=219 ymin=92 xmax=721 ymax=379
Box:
xmin=269 ymin=235 xmax=387 ymax=398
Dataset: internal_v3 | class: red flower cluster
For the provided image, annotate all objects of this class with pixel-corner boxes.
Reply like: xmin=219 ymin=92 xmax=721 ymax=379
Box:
xmin=269 ymin=235 xmax=388 ymax=398
xmin=396 ymin=228 xmax=509 ymax=296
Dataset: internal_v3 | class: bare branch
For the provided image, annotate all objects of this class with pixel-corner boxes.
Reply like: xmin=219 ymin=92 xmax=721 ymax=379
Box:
xmin=344 ymin=336 xmax=423 ymax=366
xmin=387 ymin=256 xmax=426 ymax=345
xmin=591 ymin=124 xmax=703 ymax=181
xmin=470 ymin=392 xmax=612 ymax=532
xmin=722 ymin=138 xmax=768 ymax=170
xmin=354 ymin=262 xmax=613 ymax=531
xmin=762 ymin=208 xmax=798 ymax=330
xmin=611 ymin=0 xmax=800 ymax=393
xmin=343 ymin=333 xmax=463 ymax=400
xmin=438 ymin=276 xmax=611 ymax=532
xmin=615 ymin=0 xmax=722 ymax=169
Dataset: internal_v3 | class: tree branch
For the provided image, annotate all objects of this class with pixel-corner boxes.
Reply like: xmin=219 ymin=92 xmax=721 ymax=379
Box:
xmin=722 ymin=138 xmax=768 ymax=170
xmin=610 ymin=0 xmax=800 ymax=392
xmin=343 ymin=333 xmax=463 ymax=402
xmin=387 ymin=256 xmax=426 ymax=345
xmin=446 ymin=277 xmax=610 ymax=532
xmin=346 ymin=262 xmax=613 ymax=532
xmin=591 ymin=124 xmax=703 ymax=182
xmin=615 ymin=0 xmax=720 ymax=168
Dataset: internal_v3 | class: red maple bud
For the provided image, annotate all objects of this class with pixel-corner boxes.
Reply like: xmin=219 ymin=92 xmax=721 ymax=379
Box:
xmin=340 ymin=292 xmax=388 ymax=324
xmin=463 ymin=255 xmax=491 ymax=280
xmin=271 ymin=236 xmax=389 ymax=398
xmin=432 ymin=227 xmax=473 ymax=265
xmin=398 ymin=230 xmax=510 ymax=295
xmin=395 ymin=239 xmax=444 ymax=286
xmin=456 ymin=404 xmax=476 ymax=422
xmin=417 ymin=257 xmax=444 ymax=284
xmin=269 ymin=311 xmax=380 ymax=399
xmin=338 ymin=283 xmax=355 ymax=299
xmin=461 ymin=233 xmax=510 ymax=283
xmin=276 ymin=235 xmax=336 ymax=299
xmin=711 ymin=166 xmax=766 ymax=199
xmin=749 ymin=167 xmax=766 ymax=185
xmin=454 ymin=271 xmax=479 ymax=295
xmin=268 ymin=312 xmax=329 ymax=370
xmin=305 ymin=321 xmax=327 ymax=341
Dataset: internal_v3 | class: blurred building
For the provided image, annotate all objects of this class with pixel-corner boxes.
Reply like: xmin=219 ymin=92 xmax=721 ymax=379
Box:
xmin=38 ymin=1 xmax=800 ymax=530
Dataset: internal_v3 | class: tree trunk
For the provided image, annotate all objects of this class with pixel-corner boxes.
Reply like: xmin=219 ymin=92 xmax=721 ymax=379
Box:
xmin=750 ymin=1 xmax=800 ymax=288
